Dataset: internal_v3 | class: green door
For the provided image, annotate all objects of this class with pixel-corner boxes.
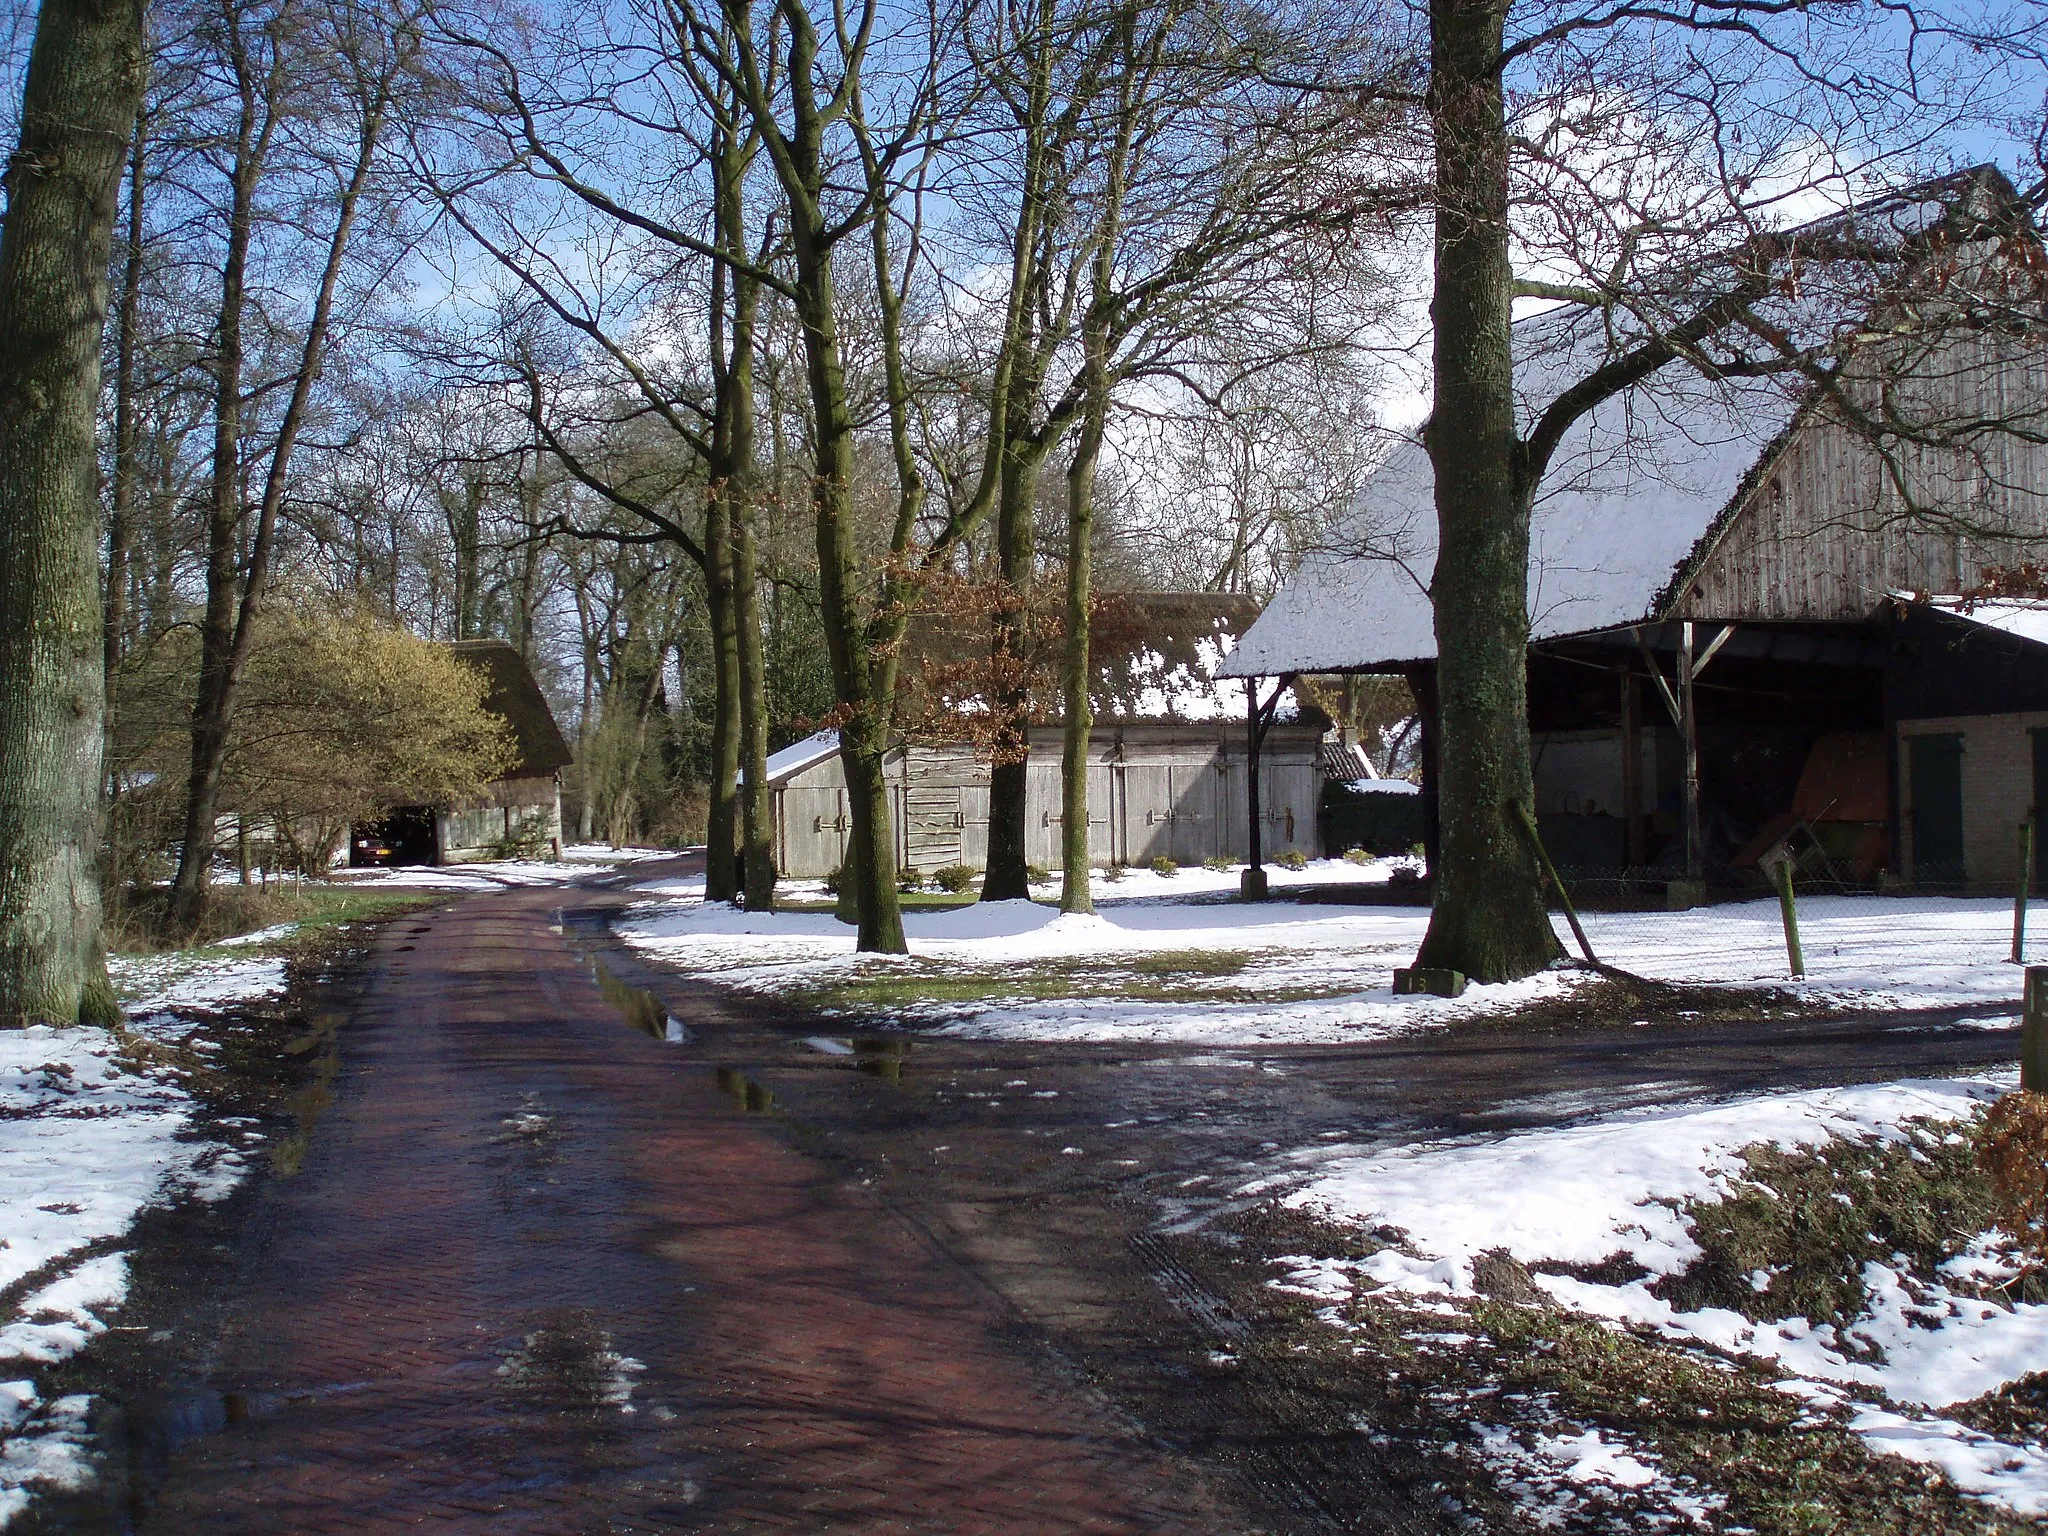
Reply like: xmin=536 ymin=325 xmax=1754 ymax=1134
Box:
xmin=2032 ymin=728 xmax=2048 ymax=886
xmin=1909 ymin=733 xmax=1965 ymax=888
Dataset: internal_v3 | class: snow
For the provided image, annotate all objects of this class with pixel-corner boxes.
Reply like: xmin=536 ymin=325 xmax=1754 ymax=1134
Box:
xmin=1274 ymin=1076 xmax=1998 ymax=1291
xmin=756 ymin=730 xmax=841 ymax=786
xmin=339 ymin=856 xmax=632 ymax=890
xmin=1926 ymin=596 xmax=2048 ymax=651
xmin=1269 ymin=1070 xmax=2048 ymax=1518
xmin=1218 ymin=304 xmax=1800 ymax=677
xmin=621 ymin=878 xmax=2040 ymax=1046
xmin=0 ymin=948 xmax=281 ymax=1525
xmin=1121 ymin=636 xmax=1241 ymax=721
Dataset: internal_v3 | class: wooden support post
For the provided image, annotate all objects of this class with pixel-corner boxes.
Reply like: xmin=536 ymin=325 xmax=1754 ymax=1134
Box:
xmin=1771 ymin=857 xmax=1805 ymax=979
xmin=1679 ymin=620 xmax=1702 ymax=882
xmin=2025 ymin=966 xmax=2048 ymax=1092
xmin=1619 ymin=668 xmax=1643 ymax=870
xmin=1511 ymin=800 xmax=1597 ymax=967
xmin=1241 ymin=678 xmax=1268 ymax=901
xmin=1411 ymin=664 xmax=1440 ymax=875
xmin=2015 ymin=818 xmax=2036 ymax=965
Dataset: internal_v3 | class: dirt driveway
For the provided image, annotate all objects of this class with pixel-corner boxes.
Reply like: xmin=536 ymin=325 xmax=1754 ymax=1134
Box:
xmin=112 ymin=859 xmax=2022 ymax=1534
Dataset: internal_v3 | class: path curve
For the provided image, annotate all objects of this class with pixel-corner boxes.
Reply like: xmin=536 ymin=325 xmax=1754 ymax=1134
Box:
xmin=140 ymin=865 xmax=1231 ymax=1534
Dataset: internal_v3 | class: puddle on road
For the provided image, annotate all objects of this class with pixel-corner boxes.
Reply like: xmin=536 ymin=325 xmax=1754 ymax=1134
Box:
xmin=592 ymin=962 xmax=692 ymax=1044
xmin=851 ymin=1037 xmax=909 ymax=1084
xmin=272 ymin=1012 xmax=344 ymax=1177
xmin=495 ymin=1307 xmax=645 ymax=1416
xmin=155 ymin=1378 xmax=370 ymax=1446
xmin=715 ymin=1067 xmax=775 ymax=1113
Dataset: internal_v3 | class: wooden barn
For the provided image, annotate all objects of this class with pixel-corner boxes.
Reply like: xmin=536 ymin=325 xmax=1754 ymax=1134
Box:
xmin=763 ymin=595 xmax=1326 ymax=879
xmin=1222 ymin=168 xmax=2048 ymax=897
xmin=350 ymin=640 xmax=573 ymax=866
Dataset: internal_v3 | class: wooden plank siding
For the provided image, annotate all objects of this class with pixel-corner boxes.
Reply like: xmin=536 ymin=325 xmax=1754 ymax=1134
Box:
xmin=766 ymin=728 xmax=1323 ymax=878
xmin=1674 ymin=335 xmax=2048 ymax=621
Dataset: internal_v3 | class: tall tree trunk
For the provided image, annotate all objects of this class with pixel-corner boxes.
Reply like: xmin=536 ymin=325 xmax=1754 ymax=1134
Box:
xmin=1058 ymin=369 xmax=1106 ymax=915
xmin=733 ymin=502 xmax=773 ymax=909
xmin=0 ymin=0 xmax=145 ymax=1029
xmin=767 ymin=8 xmax=905 ymax=951
xmin=575 ymin=585 xmax=598 ymax=842
xmin=702 ymin=478 xmax=740 ymax=901
xmin=983 ymin=435 xmax=1046 ymax=902
xmin=105 ymin=111 xmax=146 ymax=728
xmin=1411 ymin=0 xmax=1559 ymax=982
xmin=171 ymin=34 xmax=262 ymax=929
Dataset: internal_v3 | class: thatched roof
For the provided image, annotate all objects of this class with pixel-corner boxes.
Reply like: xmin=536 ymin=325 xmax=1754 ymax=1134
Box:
xmin=898 ymin=589 xmax=1279 ymax=726
xmin=451 ymin=641 xmax=574 ymax=777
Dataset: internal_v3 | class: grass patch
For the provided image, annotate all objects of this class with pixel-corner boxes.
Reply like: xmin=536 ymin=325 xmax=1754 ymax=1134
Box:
xmin=108 ymin=882 xmax=442 ymax=955
xmin=1649 ymin=1123 xmax=2027 ymax=1326
xmin=107 ymin=883 xmax=444 ymax=1004
xmin=776 ymin=892 xmax=982 ymax=914
xmin=782 ymin=947 xmax=1360 ymax=1015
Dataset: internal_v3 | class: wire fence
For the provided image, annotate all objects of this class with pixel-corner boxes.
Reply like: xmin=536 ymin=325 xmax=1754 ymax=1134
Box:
xmin=1525 ymin=855 xmax=2044 ymax=1004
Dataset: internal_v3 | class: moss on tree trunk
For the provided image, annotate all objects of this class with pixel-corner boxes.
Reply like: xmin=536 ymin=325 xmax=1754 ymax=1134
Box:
xmin=1412 ymin=0 xmax=1560 ymax=984
xmin=0 ymin=0 xmax=145 ymax=1028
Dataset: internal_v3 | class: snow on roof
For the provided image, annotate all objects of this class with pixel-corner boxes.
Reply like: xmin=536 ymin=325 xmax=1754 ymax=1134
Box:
xmin=1220 ymin=304 xmax=1798 ymax=675
xmin=759 ymin=730 xmax=841 ymax=785
xmin=1221 ymin=168 xmax=2030 ymax=680
xmin=1923 ymin=597 xmax=2048 ymax=649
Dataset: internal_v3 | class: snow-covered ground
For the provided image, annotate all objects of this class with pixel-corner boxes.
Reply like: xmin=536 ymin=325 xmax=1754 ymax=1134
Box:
xmin=0 ymin=950 xmax=293 ymax=1526
xmin=338 ymin=846 xmax=672 ymax=892
xmin=1258 ymin=1072 xmax=2048 ymax=1519
xmin=618 ymin=864 xmax=2038 ymax=1045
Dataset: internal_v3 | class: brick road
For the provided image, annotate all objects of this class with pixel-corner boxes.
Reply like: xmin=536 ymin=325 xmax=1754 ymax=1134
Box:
xmin=139 ymin=873 xmax=1235 ymax=1534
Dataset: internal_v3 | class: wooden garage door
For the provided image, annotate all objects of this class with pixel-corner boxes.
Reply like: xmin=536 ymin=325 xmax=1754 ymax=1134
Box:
xmin=904 ymin=784 xmax=964 ymax=871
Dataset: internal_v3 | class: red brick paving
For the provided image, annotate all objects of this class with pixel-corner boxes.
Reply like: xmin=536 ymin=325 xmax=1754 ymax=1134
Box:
xmin=140 ymin=878 xmax=1232 ymax=1534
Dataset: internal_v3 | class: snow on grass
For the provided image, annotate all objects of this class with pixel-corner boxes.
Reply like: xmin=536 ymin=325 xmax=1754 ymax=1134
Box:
xmin=1580 ymin=893 xmax=2048 ymax=1009
xmin=617 ymin=862 xmax=1569 ymax=1045
xmin=1 ymin=958 xmax=280 ymax=1525
xmin=617 ymin=871 xmax=2038 ymax=1045
xmin=339 ymin=856 xmax=626 ymax=891
xmin=1262 ymin=1071 xmax=2048 ymax=1518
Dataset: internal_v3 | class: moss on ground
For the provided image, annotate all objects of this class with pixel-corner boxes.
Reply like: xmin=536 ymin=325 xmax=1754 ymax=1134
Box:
xmin=1651 ymin=1125 xmax=2013 ymax=1327
xmin=783 ymin=948 xmax=1364 ymax=1014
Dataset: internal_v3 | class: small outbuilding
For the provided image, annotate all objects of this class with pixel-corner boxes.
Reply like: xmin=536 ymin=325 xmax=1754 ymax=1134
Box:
xmin=763 ymin=595 xmax=1327 ymax=879
xmin=350 ymin=640 xmax=573 ymax=866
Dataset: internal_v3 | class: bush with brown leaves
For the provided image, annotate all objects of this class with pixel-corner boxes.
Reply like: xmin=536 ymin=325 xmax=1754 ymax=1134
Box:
xmin=1977 ymin=1091 xmax=2048 ymax=1263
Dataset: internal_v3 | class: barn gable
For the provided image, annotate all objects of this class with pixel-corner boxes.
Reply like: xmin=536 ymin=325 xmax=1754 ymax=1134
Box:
xmin=1666 ymin=331 xmax=2048 ymax=623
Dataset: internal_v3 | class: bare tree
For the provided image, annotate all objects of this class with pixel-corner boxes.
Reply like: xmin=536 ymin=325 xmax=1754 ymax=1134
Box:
xmin=167 ymin=0 xmax=419 ymax=927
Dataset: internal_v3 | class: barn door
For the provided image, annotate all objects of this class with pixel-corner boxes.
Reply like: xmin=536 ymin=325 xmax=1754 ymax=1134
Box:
xmin=903 ymin=785 xmax=964 ymax=872
xmin=1909 ymin=733 xmax=1965 ymax=888
xmin=1121 ymin=764 xmax=1172 ymax=865
xmin=1168 ymin=764 xmax=1214 ymax=865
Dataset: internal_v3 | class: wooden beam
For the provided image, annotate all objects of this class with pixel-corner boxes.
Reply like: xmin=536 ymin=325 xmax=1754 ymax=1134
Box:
xmin=1619 ymin=668 xmax=1644 ymax=868
xmin=1632 ymin=628 xmax=1684 ymax=728
xmin=1680 ymin=621 xmax=1703 ymax=881
xmin=1692 ymin=623 xmax=1734 ymax=676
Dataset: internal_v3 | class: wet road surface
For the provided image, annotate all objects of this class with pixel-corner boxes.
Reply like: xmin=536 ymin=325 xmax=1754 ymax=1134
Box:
xmin=130 ymin=859 xmax=2024 ymax=1534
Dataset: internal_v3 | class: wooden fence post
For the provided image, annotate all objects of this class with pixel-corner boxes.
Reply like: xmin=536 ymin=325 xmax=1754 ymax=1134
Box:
xmin=2025 ymin=966 xmax=2048 ymax=1092
xmin=2013 ymin=818 xmax=2035 ymax=965
xmin=1770 ymin=857 xmax=1804 ymax=979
